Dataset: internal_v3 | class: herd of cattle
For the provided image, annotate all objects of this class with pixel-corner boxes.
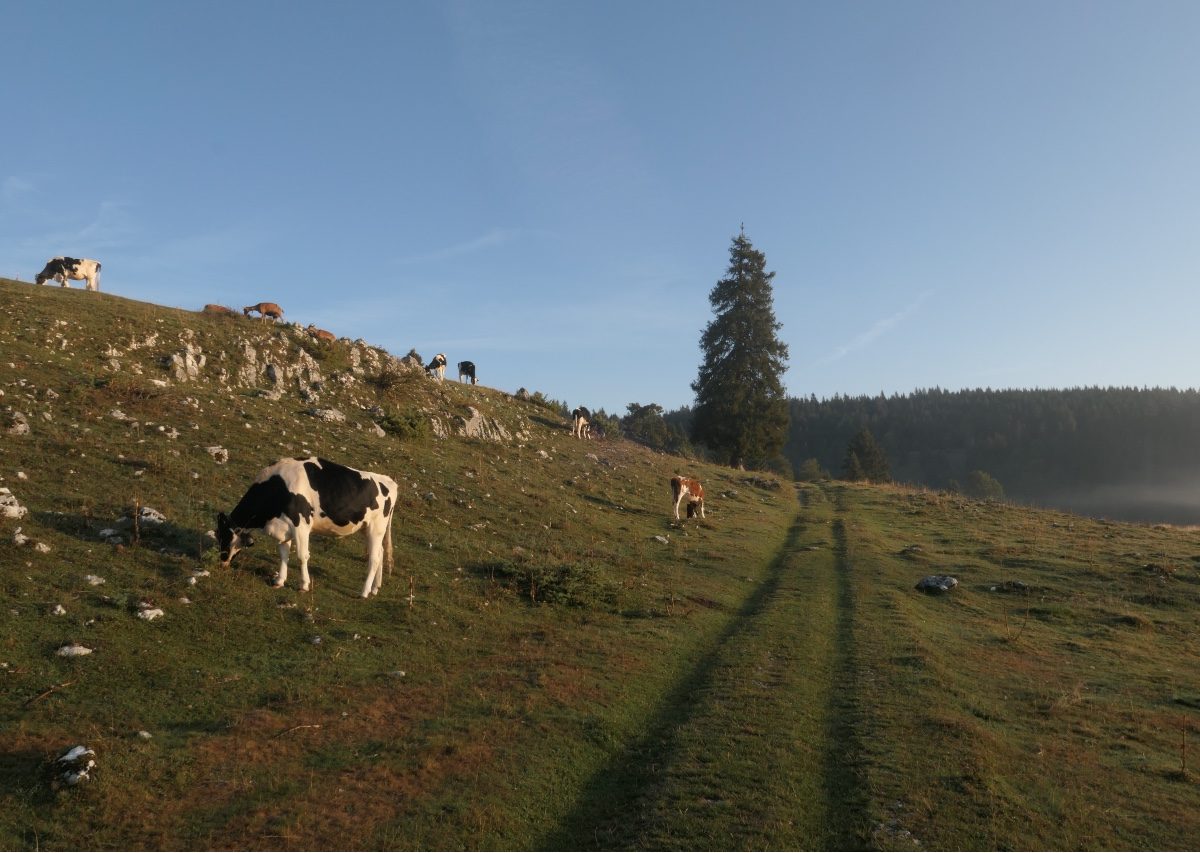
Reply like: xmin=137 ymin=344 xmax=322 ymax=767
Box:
xmin=30 ymin=254 xmax=711 ymax=601
xmin=215 ymin=458 xmax=707 ymax=599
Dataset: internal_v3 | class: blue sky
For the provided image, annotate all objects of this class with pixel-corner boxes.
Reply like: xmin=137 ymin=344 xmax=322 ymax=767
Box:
xmin=5 ymin=1 xmax=1200 ymax=414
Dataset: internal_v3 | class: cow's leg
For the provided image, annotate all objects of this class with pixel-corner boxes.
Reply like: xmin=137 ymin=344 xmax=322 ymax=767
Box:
xmin=295 ymin=527 xmax=313 ymax=591
xmin=59 ymin=276 xmax=69 ymax=288
xmin=273 ymin=540 xmax=291 ymax=588
xmin=362 ymin=529 xmax=384 ymax=598
xmin=699 ymin=499 xmax=706 ymax=519
xmin=673 ymin=491 xmax=684 ymax=520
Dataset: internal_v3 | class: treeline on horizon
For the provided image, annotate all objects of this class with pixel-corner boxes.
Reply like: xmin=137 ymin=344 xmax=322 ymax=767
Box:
xmin=654 ymin=386 xmax=1200 ymax=522
xmin=784 ymin=386 xmax=1200 ymax=518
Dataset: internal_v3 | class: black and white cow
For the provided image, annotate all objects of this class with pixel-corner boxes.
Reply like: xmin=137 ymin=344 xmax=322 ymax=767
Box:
xmin=36 ymin=257 xmax=101 ymax=291
xmin=571 ymin=406 xmax=591 ymax=439
xmin=425 ymin=353 xmax=447 ymax=382
xmin=457 ymin=360 xmax=477 ymax=384
xmin=216 ymin=457 xmax=398 ymax=599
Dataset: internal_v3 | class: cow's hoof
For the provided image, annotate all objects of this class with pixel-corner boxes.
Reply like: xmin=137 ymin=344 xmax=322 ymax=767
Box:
xmin=271 ymin=580 xmax=285 ymax=589
xmin=300 ymin=584 xmax=311 ymax=593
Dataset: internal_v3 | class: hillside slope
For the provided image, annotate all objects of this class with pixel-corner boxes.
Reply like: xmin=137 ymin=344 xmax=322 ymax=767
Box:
xmin=0 ymin=280 xmax=801 ymax=849
xmin=2 ymin=280 xmax=1199 ymax=850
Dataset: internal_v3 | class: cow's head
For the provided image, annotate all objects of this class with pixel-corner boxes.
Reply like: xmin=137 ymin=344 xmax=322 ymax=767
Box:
xmin=215 ymin=512 xmax=253 ymax=566
xmin=35 ymin=271 xmax=50 ymax=285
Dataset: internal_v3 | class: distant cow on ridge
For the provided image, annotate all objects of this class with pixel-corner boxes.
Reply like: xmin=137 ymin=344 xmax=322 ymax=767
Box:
xmin=243 ymin=302 xmax=284 ymax=322
xmin=425 ymin=353 xmax=447 ymax=382
xmin=216 ymin=457 xmax=398 ymax=599
xmin=457 ymin=361 xmax=476 ymax=384
xmin=36 ymin=257 xmax=101 ymax=291
xmin=571 ymin=406 xmax=591 ymax=439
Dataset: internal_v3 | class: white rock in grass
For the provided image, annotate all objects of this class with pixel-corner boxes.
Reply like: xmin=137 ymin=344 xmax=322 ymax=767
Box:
xmin=51 ymin=604 xmax=67 ymax=616
xmin=136 ymin=506 xmax=167 ymax=525
xmin=204 ymin=445 xmax=229 ymax=464
xmin=0 ymin=488 xmax=27 ymax=519
xmin=34 ymin=542 xmax=50 ymax=553
xmin=56 ymin=644 xmax=93 ymax=657
xmin=58 ymin=746 xmax=94 ymax=764
xmin=84 ymin=574 xmax=106 ymax=586
xmin=137 ymin=608 xmax=165 ymax=621
xmin=12 ymin=528 xmax=30 ymax=546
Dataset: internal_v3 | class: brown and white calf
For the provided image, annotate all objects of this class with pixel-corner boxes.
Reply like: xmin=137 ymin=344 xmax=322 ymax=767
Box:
xmin=671 ymin=475 xmax=706 ymax=520
xmin=243 ymin=302 xmax=284 ymax=322
xmin=36 ymin=257 xmax=101 ymax=291
xmin=308 ymin=326 xmax=336 ymax=343
xmin=216 ymin=457 xmax=398 ymax=598
xmin=203 ymin=303 xmax=237 ymax=316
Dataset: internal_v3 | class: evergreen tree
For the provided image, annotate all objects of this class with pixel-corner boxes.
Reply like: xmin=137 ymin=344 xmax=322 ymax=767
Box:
xmin=965 ymin=469 xmax=1005 ymax=501
xmin=844 ymin=428 xmax=890 ymax=483
xmin=690 ymin=229 xmax=790 ymax=468
xmin=622 ymin=402 xmax=693 ymax=454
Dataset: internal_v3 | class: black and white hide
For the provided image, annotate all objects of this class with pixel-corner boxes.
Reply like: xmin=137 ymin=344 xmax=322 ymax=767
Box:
xmin=425 ymin=353 xmax=447 ymax=382
xmin=36 ymin=256 xmax=101 ymax=291
xmin=457 ymin=360 xmax=477 ymax=384
xmin=571 ymin=406 xmax=591 ymax=439
xmin=216 ymin=457 xmax=398 ymax=598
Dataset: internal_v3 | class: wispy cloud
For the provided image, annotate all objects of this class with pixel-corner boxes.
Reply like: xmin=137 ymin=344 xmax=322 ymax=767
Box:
xmin=395 ymin=228 xmax=525 ymax=265
xmin=819 ymin=290 xmax=934 ymax=364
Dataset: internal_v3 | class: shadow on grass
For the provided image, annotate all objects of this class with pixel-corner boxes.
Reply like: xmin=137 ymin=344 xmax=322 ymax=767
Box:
xmin=0 ymin=749 xmax=57 ymax=808
xmin=537 ymin=505 xmax=824 ymax=850
xmin=33 ymin=510 xmax=209 ymax=563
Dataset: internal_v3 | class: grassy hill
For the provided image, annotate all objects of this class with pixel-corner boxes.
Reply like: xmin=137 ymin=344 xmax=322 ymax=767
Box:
xmin=1 ymin=279 xmax=1198 ymax=849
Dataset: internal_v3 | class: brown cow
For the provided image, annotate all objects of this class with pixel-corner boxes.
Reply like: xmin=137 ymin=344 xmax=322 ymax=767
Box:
xmin=243 ymin=302 xmax=284 ymax=322
xmin=671 ymin=475 xmax=706 ymax=520
xmin=203 ymin=304 xmax=237 ymax=316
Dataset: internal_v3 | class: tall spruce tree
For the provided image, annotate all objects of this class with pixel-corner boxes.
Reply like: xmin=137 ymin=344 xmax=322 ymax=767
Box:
xmin=690 ymin=229 xmax=790 ymax=468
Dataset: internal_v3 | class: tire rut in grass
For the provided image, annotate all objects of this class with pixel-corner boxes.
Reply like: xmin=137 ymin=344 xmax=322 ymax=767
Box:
xmin=826 ymin=511 xmax=871 ymax=849
xmin=541 ymin=488 xmax=867 ymax=850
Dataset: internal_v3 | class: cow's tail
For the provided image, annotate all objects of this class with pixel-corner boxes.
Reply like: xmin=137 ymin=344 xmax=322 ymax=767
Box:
xmin=384 ymin=504 xmax=395 ymax=575
xmin=670 ymin=476 xmax=682 ymax=502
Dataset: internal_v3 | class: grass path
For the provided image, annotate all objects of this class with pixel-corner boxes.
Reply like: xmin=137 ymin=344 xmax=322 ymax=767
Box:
xmin=541 ymin=484 xmax=868 ymax=850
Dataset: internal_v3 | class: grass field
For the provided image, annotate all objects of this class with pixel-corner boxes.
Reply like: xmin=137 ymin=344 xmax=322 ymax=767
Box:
xmin=1 ymin=279 xmax=1198 ymax=850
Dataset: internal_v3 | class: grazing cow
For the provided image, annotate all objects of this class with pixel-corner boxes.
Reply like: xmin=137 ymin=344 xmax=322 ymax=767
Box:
xmin=671 ymin=475 xmax=706 ymax=520
xmin=571 ymin=406 xmax=591 ymax=439
xmin=243 ymin=302 xmax=284 ymax=322
xmin=36 ymin=257 xmax=101 ymax=291
xmin=203 ymin=303 xmax=237 ymax=316
xmin=216 ymin=457 xmax=398 ymax=599
xmin=425 ymin=353 xmax=447 ymax=382
xmin=457 ymin=360 xmax=477 ymax=384
xmin=308 ymin=325 xmax=336 ymax=343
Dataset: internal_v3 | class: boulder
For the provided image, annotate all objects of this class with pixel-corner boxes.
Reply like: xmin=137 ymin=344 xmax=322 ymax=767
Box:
xmin=307 ymin=408 xmax=346 ymax=423
xmin=915 ymin=575 xmax=958 ymax=594
xmin=3 ymin=410 xmax=29 ymax=436
xmin=0 ymin=488 xmax=27 ymax=519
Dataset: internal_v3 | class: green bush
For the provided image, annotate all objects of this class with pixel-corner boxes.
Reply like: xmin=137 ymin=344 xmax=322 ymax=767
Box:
xmin=379 ymin=407 xmax=431 ymax=441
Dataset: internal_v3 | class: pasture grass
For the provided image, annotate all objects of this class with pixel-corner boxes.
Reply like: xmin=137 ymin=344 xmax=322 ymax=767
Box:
xmin=2 ymin=279 xmax=1199 ymax=849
